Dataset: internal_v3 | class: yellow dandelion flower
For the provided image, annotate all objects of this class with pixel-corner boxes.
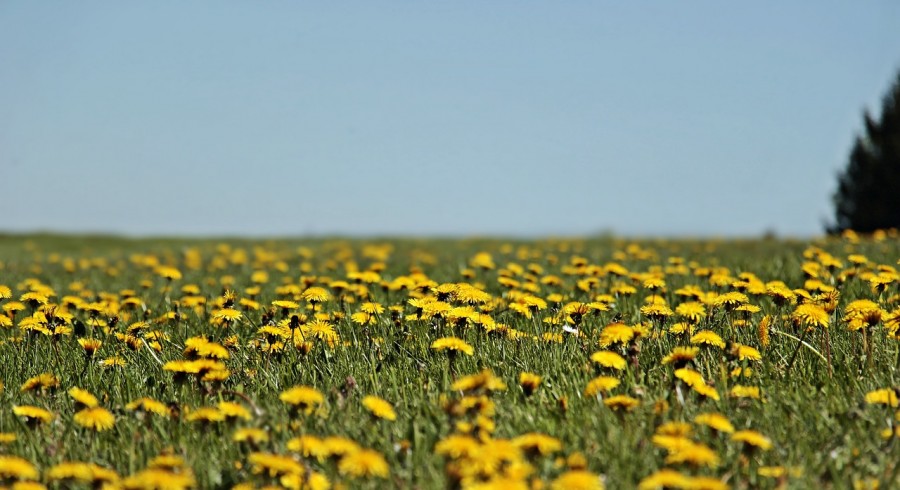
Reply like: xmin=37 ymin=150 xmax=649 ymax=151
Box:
xmin=598 ymin=323 xmax=635 ymax=347
xmin=212 ymin=307 xmax=242 ymax=323
xmin=690 ymin=330 xmax=725 ymax=349
xmin=122 ymin=468 xmax=195 ymax=490
xmin=301 ymin=287 xmax=331 ymax=303
xmin=20 ymin=372 xmax=59 ymax=393
xmin=431 ymin=336 xmax=474 ymax=356
xmin=730 ymin=385 xmax=761 ymax=400
xmin=48 ymin=462 xmax=119 ymax=485
xmin=338 ymin=449 xmax=389 ymax=479
xmin=519 ymin=372 xmax=542 ymax=397
xmin=865 ymin=388 xmax=899 ymax=407
xmin=183 ymin=406 xmax=224 ymax=424
xmin=675 ymin=301 xmax=706 ymax=323
xmin=452 ymin=370 xmax=507 ymax=393
xmin=126 ymin=397 xmax=170 ymax=417
xmin=271 ymin=300 xmax=299 ymax=310
xmin=550 ymin=470 xmax=604 ymax=490
xmin=279 ymin=385 xmax=324 ymax=414
xmin=514 ymin=433 xmax=563 ymax=456
xmin=287 ymin=434 xmax=328 ymax=460
xmin=233 ymin=428 xmax=269 ymax=445
xmin=0 ymin=455 xmax=39 ymax=480
xmin=603 ymin=395 xmax=639 ymax=412
xmin=77 ymin=338 xmax=102 ymax=356
xmin=589 ymin=351 xmax=627 ymax=371
xmin=791 ymin=303 xmax=829 ymax=329
xmin=694 ymin=412 xmax=734 ymax=433
xmin=68 ymin=387 xmax=99 ymax=408
xmin=73 ymin=407 xmax=115 ymax=431
xmin=322 ymin=436 xmax=362 ymax=458
xmin=12 ymin=405 xmax=54 ymax=425
xmin=638 ymin=469 xmax=691 ymax=490
xmin=731 ymin=429 xmax=773 ymax=451
xmin=665 ymin=441 xmax=719 ymax=468
xmin=731 ymin=343 xmax=762 ymax=361
xmin=661 ymin=347 xmax=699 ymax=366
xmin=155 ymin=266 xmax=182 ymax=281
xmin=674 ymin=368 xmax=705 ymax=388
xmin=435 ymin=434 xmax=480 ymax=459
xmin=640 ymin=303 xmax=674 ymax=320
xmin=218 ymin=401 xmax=251 ymax=421
xmin=584 ymin=376 xmax=620 ymax=397
xmin=362 ymin=395 xmax=396 ymax=421
xmin=691 ymin=383 xmax=720 ymax=401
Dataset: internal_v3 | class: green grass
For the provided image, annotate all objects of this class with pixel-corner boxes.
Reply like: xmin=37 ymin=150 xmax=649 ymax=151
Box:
xmin=0 ymin=233 xmax=898 ymax=489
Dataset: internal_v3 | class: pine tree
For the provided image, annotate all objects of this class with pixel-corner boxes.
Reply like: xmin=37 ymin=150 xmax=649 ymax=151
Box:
xmin=831 ymin=70 xmax=900 ymax=233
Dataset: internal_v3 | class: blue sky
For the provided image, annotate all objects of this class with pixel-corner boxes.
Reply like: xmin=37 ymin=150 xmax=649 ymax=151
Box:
xmin=2 ymin=2 xmax=899 ymax=237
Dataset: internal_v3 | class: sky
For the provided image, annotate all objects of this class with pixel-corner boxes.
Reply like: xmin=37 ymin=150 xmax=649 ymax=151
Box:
xmin=1 ymin=2 xmax=899 ymax=238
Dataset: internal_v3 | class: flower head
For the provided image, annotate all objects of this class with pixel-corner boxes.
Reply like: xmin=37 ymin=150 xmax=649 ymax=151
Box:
xmin=362 ymin=395 xmax=397 ymax=421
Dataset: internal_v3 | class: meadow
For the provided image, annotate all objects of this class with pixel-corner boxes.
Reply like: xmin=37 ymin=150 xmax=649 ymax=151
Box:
xmin=0 ymin=232 xmax=898 ymax=489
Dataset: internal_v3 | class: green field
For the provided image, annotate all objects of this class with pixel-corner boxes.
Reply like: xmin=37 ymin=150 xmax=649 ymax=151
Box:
xmin=0 ymin=232 xmax=898 ymax=489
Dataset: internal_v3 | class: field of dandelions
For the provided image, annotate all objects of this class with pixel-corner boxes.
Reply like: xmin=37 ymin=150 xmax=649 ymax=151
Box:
xmin=0 ymin=231 xmax=898 ymax=490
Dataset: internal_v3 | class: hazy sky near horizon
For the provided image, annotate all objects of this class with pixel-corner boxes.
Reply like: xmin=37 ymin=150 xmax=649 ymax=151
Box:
xmin=2 ymin=2 xmax=899 ymax=237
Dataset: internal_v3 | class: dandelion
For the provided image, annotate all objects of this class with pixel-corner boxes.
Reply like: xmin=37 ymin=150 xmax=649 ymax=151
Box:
xmin=731 ymin=429 xmax=773 ymax=451
xmin=664 ymin=441 xmax=719 ymax=468
xmin=12 ymin=405 xmax=54 ymax=426
xmin=68 ymin=387 xmax=99 ymax=409
xmin=432 ymin=336 xmax=474 ymax=376
xmin=603 ymin=395 xmax=640 ymax=412
xmin=74 ymin=407 xmax=115 ymax=431
xmin=638 ymin=469 xmax=692 ymax=490
xmin=287 ymin=435 xmax=328 ymax=460
xmin=661 ymin=347 xmax=699 ymax=367
xmin=731 ymin=343 xmax=762 ymax=361
xmin=20 ymin=373 xmax=59 ymax=394
xmin=792 ymin=303 xmax=829 ymax=330
xmin=77 ymin=338 xmax=102 ymax=357
xmin=122 ymin=468 xmax=196 ymax=490
xmin=640 ymin=303 xmax=673 ymax=321
xmin=584 ymin=376 xmax=620 ymax=397
xmin=217 ymin=401 xmax=252 ymax=421
xmin=598 ymin=323 xmax=635 ymax=348
xmin=519 ymin=372 xmax=542 ymax=397
xmin=674 ymin=367 xmax=706 ymax=388
xmin=280 ymin=385 xmax=324 ymax=415
xmin=48 ymin=462 xmax=119 ymax=486
xmin=338 ymin=449 xmax=389 ymax=478
xmin=690 ymin=330 xmax=725 ymax=349
xmin=865 ymin=388 xmax=899 ymax=407
xmin=730 ymin=385 xmax=761 ymax=400
xmin=550 ymin=470 xmax=604 ymax=490
xmin=362 ymin=395 xmax=397 ymax=421
xmin=99 ymin=356 xmax=127 ymax=368
xmin=301 ymin=287 xmax=331 ymax=304
xmin=322 ymin=436 xmax=362 ymax=458
xmin=452 ymin=370 xmax=507 ymax=393
xmin=155 ymin=266 xmax=182 ymax=281
xmin=513 ymin=433 xmax=562 ymax=457
xmin=212 ymin=307 xmax=242 ymax=324
xmin=694 ymin=412 xmax=734 ymax=433
xmin=233 ymin=428 xmax=269 ymax=445
xmin=590 ymin=351 xmax=627 ymax=371
xmin=126 ymin=398 xmax=170 ymax=417
xmin=692 ymin=383 xmax=720 ymax=401
xmin=247 ymin=452 xmax=303 ymax=478
xmin=0 ymin=455 xmax=39 ymax=481
xmin=676 ymin=302 xmax=706 ymax=323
